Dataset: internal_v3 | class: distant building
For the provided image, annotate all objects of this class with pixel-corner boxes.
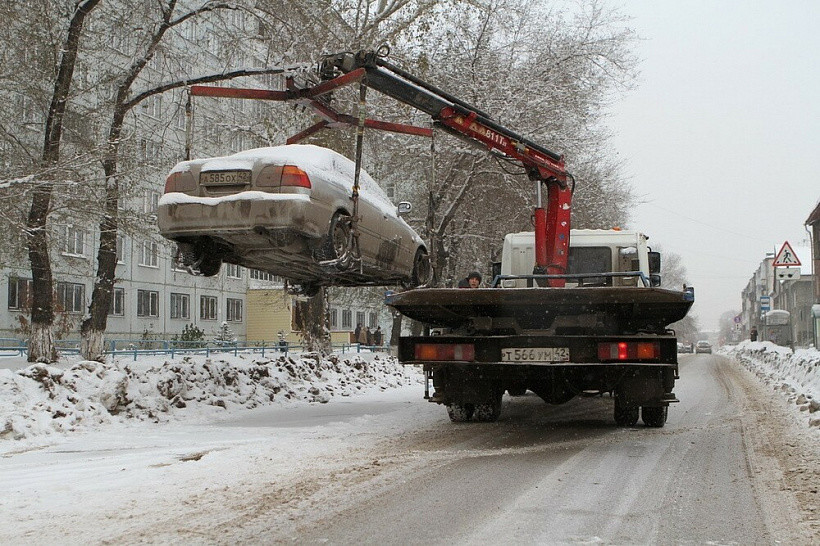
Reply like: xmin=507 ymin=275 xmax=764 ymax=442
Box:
xmin=806 ymin=200 xmax=820 ymax=347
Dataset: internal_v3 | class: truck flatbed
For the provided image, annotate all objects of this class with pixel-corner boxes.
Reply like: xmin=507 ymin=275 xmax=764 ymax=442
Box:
xmin=386 ymin=286 xmax=693 ymax=332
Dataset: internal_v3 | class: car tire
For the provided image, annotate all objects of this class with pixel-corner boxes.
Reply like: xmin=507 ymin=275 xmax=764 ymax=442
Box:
xmin=197 ymin=255 xmax=222 ymax=277
xmin=320 ymin=211 xmax=351 ymax=261
xmin=411 ymin=248 xmax=432 ymax=287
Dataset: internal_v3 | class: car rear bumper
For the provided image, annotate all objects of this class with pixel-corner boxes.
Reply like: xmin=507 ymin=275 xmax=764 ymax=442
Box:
xmin=157 ymin=192 xmax=320 ymax=240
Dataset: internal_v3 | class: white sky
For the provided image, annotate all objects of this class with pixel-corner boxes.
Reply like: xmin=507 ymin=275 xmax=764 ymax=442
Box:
xmin=609 ymin=1 xmax=820 ymax=330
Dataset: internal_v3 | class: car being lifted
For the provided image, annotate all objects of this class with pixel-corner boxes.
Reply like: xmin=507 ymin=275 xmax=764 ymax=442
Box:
xmin=158 ymin=144 xmax=431 ymax=295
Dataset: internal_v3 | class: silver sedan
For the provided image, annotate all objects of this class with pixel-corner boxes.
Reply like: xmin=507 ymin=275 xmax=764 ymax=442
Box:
xmin=158 ymin=145 xmax=431 ymax=295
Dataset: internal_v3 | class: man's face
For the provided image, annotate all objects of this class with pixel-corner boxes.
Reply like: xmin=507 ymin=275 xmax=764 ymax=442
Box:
xmin=468 ymin=277 xmax=480 ymax=288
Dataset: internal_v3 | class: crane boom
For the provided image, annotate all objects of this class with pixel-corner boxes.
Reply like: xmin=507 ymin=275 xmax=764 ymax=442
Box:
xmin=189 ymin=49 xmax=572 ymax=281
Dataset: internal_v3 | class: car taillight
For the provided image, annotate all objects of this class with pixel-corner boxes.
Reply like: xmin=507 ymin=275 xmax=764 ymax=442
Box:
xmin=164 ymin=171 xmax=196 ymax=193
xmin=256 ymin=165 xmax=283 ymax=188
xmin=598 ymin=341 xmax=660 ymax=361
xmin=414 ymin=343 xmax=475 ymax=361
xmin=281 ymin=165 xmax=311 ymax=188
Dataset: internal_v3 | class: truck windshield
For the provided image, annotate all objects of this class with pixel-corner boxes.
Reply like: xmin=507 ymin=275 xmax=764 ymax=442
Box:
xmin=567 ymin=247 xmax=612 ymax=285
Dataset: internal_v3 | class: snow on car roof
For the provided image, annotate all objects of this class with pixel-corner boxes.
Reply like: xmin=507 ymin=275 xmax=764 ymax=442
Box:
xmin=168 ymin=144 xmax=397 ymax=215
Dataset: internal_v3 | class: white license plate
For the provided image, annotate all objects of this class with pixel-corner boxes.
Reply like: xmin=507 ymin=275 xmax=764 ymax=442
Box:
xmin=500 ymin=347 xmax=570 ymax=363
xmin=200 ymin=171 xmax=252 ymax=185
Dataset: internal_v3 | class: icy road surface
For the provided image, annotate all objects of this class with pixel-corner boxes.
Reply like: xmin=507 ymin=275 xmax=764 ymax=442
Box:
xmin=2 ymin=354 xmax=818 ymax=544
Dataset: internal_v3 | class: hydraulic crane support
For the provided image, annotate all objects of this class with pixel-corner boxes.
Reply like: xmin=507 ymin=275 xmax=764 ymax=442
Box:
xmin=189 ymin=50 xmax=572 ymax=284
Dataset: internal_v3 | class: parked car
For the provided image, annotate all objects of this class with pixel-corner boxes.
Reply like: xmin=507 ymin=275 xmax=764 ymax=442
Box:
xmin=158 ymin=144 xmax=431 ymax=295
xmin=695 ymin=340 xmax=712 ymax=354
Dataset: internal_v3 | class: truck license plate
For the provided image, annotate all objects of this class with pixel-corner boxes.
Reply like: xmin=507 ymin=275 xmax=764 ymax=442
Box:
xmin=500 ymin=347 xmax=570 ymax=363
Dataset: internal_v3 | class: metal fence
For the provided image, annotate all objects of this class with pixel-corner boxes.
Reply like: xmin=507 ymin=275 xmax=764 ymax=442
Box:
xmin=0 ymin=338 xmax=388 ymax=360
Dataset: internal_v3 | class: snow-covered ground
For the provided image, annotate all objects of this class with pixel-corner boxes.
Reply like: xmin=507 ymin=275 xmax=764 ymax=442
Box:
xmin=0 ymin=350 xmax=422 ymax=443
xmin=1 ymin=344 xmax=819 ymax=543
xmin=719 ymin=341 xmax=820 ymax=432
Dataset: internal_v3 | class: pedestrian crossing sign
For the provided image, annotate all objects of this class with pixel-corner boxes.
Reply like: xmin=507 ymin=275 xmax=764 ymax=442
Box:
xmin=773 ymin=241 xmax=801 ymax=267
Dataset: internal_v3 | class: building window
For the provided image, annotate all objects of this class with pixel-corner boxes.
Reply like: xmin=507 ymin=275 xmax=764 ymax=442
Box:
xmin=116 ymin=235 xmax=126 ymax=263
xmin=226 ymin=298 xmax=243 ymax=322
xmin=225 ymin=264 xmax=242 ymax=279
xmin=143 ymin=190 xmax=160 ymax=214
xmin=109 ymin=287 xmax=124 ymax=316
xmin=368 ymin=312 xmax=377 ymax=328
xmin=8 ymin=278 xmax=32 ymax=310
xmin=249 ymin=269 xmax=283 ymax=283
xmin=56 ymin=282 xmax=85 ymax=314
xmin=170 ymin=293 xmax=190 ymax=319
xmin=139 ymin=240 xmax=159 ymax=267
xmin=356 ymin=311 xmax=365 ymax=329
xmin=58 ymin=225 xmax=85 ymax=256
xmin=200 ymin=295 xmax=217 ymax=320
xmin=329 ymin=308 xmax=338 ymax=329
xmin=137 ymin=289 xmax=159 ymax=317
xmin=342 ymin=309 xmax=352 ymax=329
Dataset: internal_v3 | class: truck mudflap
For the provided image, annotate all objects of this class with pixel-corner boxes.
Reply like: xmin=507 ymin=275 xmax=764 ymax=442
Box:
xmin=386 ymin=286 xmax=693 ymax=332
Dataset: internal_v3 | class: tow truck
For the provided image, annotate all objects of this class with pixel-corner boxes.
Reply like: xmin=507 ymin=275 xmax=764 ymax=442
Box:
xmin=187 ymin=49 xmax=694 ymax=427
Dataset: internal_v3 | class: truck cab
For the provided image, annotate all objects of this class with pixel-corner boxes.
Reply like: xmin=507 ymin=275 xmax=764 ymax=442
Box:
xmin=499 ymin=229 xmax=661 ymax=288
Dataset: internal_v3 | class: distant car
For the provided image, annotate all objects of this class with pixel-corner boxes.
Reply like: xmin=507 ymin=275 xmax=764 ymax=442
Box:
xmin=678 ymin=341 xmax=694 ymax=353
xmin=158 ymin=145 xmax=431 ymax=295
xmin=695 ymin=340 xmax=712 ymax=354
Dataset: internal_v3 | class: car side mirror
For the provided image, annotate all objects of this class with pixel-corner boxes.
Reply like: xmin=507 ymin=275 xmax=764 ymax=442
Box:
xmin=397 ymin=202 xmax=412 ymax=215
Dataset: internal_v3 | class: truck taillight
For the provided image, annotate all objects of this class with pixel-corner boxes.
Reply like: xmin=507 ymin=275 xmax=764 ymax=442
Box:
xmin=598 ymin=341 xmax=660 ymax=361
xmin=281 ymin=165 xmax=311 ymax=188
xmin=164 ymin=171 xmax=196 ymax=193
xmin=414 ymin=343 xmax=475 ymax=361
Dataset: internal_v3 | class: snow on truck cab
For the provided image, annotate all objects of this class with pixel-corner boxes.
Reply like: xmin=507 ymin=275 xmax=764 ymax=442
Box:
xmin=496 ymin=229 xmax=662 ymax=288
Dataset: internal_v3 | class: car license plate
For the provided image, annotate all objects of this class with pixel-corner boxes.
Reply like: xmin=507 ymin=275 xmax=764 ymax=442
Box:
xmin=200 ymin=170 xmax=251 ymax=185
xmin=500 ymin=347 xmax=570 ymax=363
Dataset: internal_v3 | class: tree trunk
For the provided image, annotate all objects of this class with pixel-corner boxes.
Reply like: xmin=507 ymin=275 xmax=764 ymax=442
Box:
xmin=293 ymin=288 xmax=331 ymax=354
xmin=26 ymin=184 xmax=58 ymax=363
xmin=26 ymin=0 xmax=102 ymax=363
xmin=389 ymin=310 xmax=402 ymax=349
xmin=80 ymin=158 xmax=120 ymax=361
xmin=80 ymin=329 xmax=105 ymax=362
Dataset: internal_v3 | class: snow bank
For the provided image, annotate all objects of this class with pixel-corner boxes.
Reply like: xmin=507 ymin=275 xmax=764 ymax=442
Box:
xmin=0 ymin=352 xmax=420 ymax=440
xmin=720 ymin=341 xmax=820 ymax=430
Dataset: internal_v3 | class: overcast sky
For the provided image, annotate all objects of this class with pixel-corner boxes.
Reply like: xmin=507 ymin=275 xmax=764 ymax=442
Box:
xmin=608 ymin=0 xmax=820 ymax=331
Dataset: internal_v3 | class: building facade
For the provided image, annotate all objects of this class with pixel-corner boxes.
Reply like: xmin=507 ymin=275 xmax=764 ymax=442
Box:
xmin=0 ymin=5 xmax=394 ymax=347
xmin=806 ymin=200 xmax=820 ymax=348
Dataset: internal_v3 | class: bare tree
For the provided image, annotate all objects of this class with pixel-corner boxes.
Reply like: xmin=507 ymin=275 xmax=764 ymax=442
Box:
xmin=22 ymin=0 xmax=103 ymax=362
xmin=81 ymin=0 xmax=324 ymax=360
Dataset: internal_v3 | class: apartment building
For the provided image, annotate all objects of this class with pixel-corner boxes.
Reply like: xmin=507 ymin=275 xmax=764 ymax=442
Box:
xmin=1 ymin=5 xmax=391 ymax=345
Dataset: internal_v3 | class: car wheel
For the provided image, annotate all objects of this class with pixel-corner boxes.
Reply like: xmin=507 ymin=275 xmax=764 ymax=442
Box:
xmin=411 ymin=248 xmax=432 ymax=287
xmin=321 ymin=211 xmax=351 ymax=261
xmin=197 ymin=255 xmax=222 ymax=277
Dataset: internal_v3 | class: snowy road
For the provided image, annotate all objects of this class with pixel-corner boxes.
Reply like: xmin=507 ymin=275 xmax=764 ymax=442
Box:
xmin=1 ymin=354 xmax=817 ymax=544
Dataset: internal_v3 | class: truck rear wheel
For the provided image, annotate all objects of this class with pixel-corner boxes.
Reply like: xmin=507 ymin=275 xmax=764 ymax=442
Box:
xmin=614 ymin=395 xmax=639 ymax=426
xmin=447 ymin=403 xmax=474 ymax=422
xmin=641 ymin=406 xmax=668 ymax=427
xmin=473 ymin=397 xmax=502 ymax=422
